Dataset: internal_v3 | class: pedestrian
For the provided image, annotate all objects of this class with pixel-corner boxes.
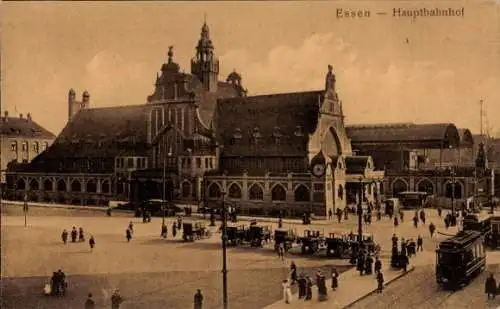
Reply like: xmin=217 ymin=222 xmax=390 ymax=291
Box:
xmin=429 ymin=222 xmax=436 ymax=238
xmin=401 ymin=238 xmax=407 ymax=257
xmin=111 ymin=289 xmax=124 ymax=309
xmin=126 ymin=228 xmax=132 ymax=242
xmin=357 ymin=251 xmax=365 ymax=276
xmin=377 ymin=271 xmax=384 ymax=293
xmin=282 ymin=279 xmax=292 ymax=304
xmin=298 ymin=274 xmax=306 ymax=299
xmin=485 ymin=273 xmax=497 ymax=299
xmin=57 ymin=269 xmax=66 ymax=296
xmin=377 ymin=210 xmax=382 ymax=221
xmin=374 ymin=257 xmax=382 ymax=274
xmin=128 ymin=221 xmax=134 ymax=234
xmin=61 ymin=229 xmax=68 ymax=244
xmin=365 ymin=254 xmax=373 ymax=275
xmin=393 ymin=216 xmax=399 ymax=227
xmin=278 ymin=217 xmax=283 ymax=229
xmin=172 ymin=222 xmax=177 ymax=238
xmin=328 ymin=209 xmax=333 ymax=220
xmin=177 ymin=216 xmax=182 ymax=230
xmin=71 ymin=226 xmax=77 ymax=243
xmin=161 ymin=223 xmax=168 ymax=239
xmin=413 ymin=216 xmax=418 ymax=228
xmin=85 ymin=293 xmax=95 ymax=309
xmin=194 ymin=289 xmax=203 ymax=309
xmin=420 ymin=209 xmax=426 ymax=224
xmin=305 ymin=276 xmax=313 ymax=300
xmin=438 ymin=207 xmax=442 ymax=217
xmin=290 ymin=261 xmax=297 ymax=284
xmin=331 ymin=268 xmax=339 ymax=290
xmin=79 ymin=227 xmax=85 ymax=242
xmin=399 ymin=211 xmax=404 ymax=222
xmin=417 ymin=235 xmax=424 ymax=252
xmin=317 ymin=272 xmax=327 ymax=301
xmin=279 ymin=243 xmax=285 ymax=260
xmin=89 ymin=235 xmax=95 ymax=252
xmin=391 ymin=234 xmax=398 ymax=247
xmin=401 ymin=254 xmax=409 ymax=272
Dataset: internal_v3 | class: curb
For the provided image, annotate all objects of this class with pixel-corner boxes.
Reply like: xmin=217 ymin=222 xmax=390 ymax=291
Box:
xmin=1 ymin=200 xmax=132 ymax=214
xmin=343 ymin=266 xmax=416 ymax=308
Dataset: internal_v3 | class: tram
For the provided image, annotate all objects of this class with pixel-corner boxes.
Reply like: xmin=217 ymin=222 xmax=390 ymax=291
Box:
xmin=435 ymin=230 xmax=486 ymax=290
xmin=462 ymin=213 xmax=491 ymax=236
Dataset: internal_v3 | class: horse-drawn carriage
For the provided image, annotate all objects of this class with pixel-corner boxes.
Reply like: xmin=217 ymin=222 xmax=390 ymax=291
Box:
xmin=183 ymin=221 xmax=211 ymax=242
xmin=297 ymin=229 xmax=325 ymax=254
xmin=325 ymin=233 xmax=351 ymax=258
xmin=226 ymin=223 xmax=248 ymax=246
xmin=247 ymin=225 xmax=272 ymax=247
xmin=274 ymin=228 xmax=297 ymax=252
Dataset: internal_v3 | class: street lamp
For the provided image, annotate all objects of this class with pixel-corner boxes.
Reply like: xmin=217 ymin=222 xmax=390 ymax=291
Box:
xmin=220 ymin=189 xmax=229 ymax=309
xmin=23 ymin=192 xmax=28 ymax=227
xmin=450 ymin=167 xmax=456 ymax=216
xmin=357 ymin=177 xmax=363 ymax=245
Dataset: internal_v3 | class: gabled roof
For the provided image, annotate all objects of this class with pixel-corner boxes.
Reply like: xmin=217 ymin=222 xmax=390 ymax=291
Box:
xmin=344 ymin=156 xmax=370 ymax=174
xmin=215 ymin=90 xmax=323 ymax=157
xmin=1 ymin=116 xmax=55 ymax=139
xmin=346 ymin=123 xmax=460 ymax=149
xmin=32 ymin=104 xmax=149 ymax=161
xmin=458 ymin=128 xmax=474 ymax=147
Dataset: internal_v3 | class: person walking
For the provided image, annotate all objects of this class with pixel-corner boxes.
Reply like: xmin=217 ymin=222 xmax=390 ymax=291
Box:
xmin=85 ymin=293 xmax=95 ymax=309
xmin=89 ymin=235 xmax=95 ymax=252
xmin=305 ymin=276 xmax=313 ymax=301
xmin=485 ymin=273 xmax=497 ymax=299
xmin=282 ymin=279 xmax=292 ymax=304
xmin=429 ymin=222 xmax=436 ymax=238
xmin=161 ymin=223 xmax=168 ymax=239
xmin=111 ymin=289 xmax=124 ymax=309
xmin=331 ymin=268 xmax=339 ymax=290
xmin=194 ymin=289 xmax=203 ymax=309
xmin=126 ymin=228 xmax=132 ymax=242
xmin=79 ymin=227 xmax=85 ymax=242
xmin=377 ymin=271 xmax=384 ymax=293
xmin=374 ymin=257 xmax=382 ymax=274
xmin=298 ymin=274 xmax=306 ymax=299
xmin=290 ymin=261 xmax=298 ymax=284
xmin=172 ymin=222 xmax=177 ymax=238
xmin=61 ymin=229 xmax=68 ymax=244
xmin=71 ymin=227 xmax=78 ymax=243
xmin=128 ymin=221 xmax=134 ymax=234
xmin=417 ymin=235 xmax=424 ymax=252
xmin=328 ymin=209 xmax=333 ymax=220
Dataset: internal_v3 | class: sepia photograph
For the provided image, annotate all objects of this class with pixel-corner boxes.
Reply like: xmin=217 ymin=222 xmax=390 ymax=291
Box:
xmin=1 ymin=1 xmax=500 ymax=308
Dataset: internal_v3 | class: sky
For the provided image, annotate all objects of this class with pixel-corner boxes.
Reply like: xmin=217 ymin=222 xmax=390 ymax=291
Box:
xmin=1 ymin=0 xmax=499 ymax=136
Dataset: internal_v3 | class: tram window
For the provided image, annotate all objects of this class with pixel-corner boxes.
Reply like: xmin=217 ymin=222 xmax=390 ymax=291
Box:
xmin=438 ymin=252 xmax=461 ymax=265
xmin=464 ymin=249 xmax=474 ymax=264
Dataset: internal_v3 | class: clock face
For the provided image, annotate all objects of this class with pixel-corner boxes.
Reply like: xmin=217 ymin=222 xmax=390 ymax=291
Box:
xmin=312 ymin=164 xmax=325 ymax=177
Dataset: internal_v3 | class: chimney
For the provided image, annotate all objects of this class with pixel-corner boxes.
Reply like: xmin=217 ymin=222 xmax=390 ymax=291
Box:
xmin=19 ymin=113 xmax=23 ymax=119
xmin=27 ymin=113 xmax=32 ymax=121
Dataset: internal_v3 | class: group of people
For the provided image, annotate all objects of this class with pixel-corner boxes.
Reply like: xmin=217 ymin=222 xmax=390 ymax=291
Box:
xmin=61 ymin=226 xmax=96 ymax=251
xmin=282 ymin=261 xmax=341 ymax=304
xmin=83 ymin=289 xmax=124 ymax=309
xmin=44 ymin=269 xmax=67 ymax=296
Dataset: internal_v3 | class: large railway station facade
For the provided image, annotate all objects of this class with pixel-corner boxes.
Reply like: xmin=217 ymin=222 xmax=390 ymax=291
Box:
xmin=4 ymin=21 xmax=495 ymax=216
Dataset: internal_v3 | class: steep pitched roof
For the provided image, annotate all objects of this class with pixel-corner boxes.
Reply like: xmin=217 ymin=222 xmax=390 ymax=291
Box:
xmin=346 ymin=123 xmax=460 ymax=149
xmin=1 ymin=116 xmax=55 ymax=139
xmin=35 ymin=104 xmax=149 ymax=160
xmin=215 ymin=90 xmax=323 ymax=157
xmin=344 ymin=156 xmax=370 ymax=174
xmin=458 ymin=128 xmax=474 ymax=147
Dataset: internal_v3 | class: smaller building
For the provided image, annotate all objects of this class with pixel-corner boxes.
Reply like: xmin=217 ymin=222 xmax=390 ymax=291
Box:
xmin=1 ymin=111 xmax=55 ymax=187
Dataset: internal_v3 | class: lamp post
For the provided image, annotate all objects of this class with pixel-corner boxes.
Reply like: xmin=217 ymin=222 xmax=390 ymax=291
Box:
xmin=220 ymin=189 xmax=229 ymax=309
xmin=450 ymin=167 xmax=456 ymax=216
xmin=357 ymin=177 xmax=363 ymax=245
xmin=23 ymin=192 xmax=28 ymax=227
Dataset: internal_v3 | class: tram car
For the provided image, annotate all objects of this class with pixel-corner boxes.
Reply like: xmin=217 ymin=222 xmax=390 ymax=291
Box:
xmin=247 ymin=225 xmax=272 ymax=247
xmin=182 ymin=221 xmax=210 ymax=242
xmin=325 ymin=233 xmax=351 ymax=258
xmin=435 ymin=230 xmax=486 ymax=290
xmin=349 ymin=233 xmax=376 ymax=253
xmin=226 ymin=223 xmax=247 ymax=246
xmin=297 ymin=229 xmax=325 ymax=255
xmin=274 ymin=228 xmax=297 ymax=251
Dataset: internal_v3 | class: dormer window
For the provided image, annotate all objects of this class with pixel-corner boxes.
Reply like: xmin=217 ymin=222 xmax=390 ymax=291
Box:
xmin=273 ymin=126 xmax=282 ymax=145
xmin=294 ymin=125 xmax=304 ymax=137
xmin=252 ymin=127 xmax=261 ymax=144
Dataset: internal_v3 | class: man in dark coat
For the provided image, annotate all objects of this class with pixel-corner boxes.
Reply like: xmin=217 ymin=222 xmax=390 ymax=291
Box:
xmin=298 ymin=274 xmax=307 ymax=299
xmin=61 ymin=229 xmax=68 ymax=244
xmin=85 ymin=293 xmax=95 ymax=309
xmin=305 ymin=276 xmax=313 ymax=300
xmin=417 ymin=235 xmax=424 ymax=252
xmin=365 ymin=254 xmax=373 ymax=275
xmin=377 ymin=272 xmax=384 ymax=293
xmin=71 ymin=227 xmax=77 ymax=243
xmin=111 ymin=289 xmax=124 ymax=309
xmin=357 ymin=252 xmax=365 ymax=275
xmin=429 ymin=222 xmax=436 ymax=238
xmin=393 ymin=216 xmax=399 ymax=227
xmin=194 ymin=289 xmax=203 ymax=309
xmin=413 ymin=216 xmax=419 ymax=228
xmin=391 ymin=234 xmax=398 ymax=247
xmin=374 ymin=257 xmax=382 ymax=274
xmin=420 ymin=209 xmax=426 ymax=224
xmin=126 ymin=228 xmax=132 ymax=242
xmin=290 ymin=261 xmax=298 ymax=284
xmin=485 ymin=273 xmax=497 ymax=299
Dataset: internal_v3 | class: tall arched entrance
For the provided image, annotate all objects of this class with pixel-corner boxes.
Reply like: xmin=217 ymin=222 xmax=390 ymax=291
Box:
xmin=392 ymin=179 xmax=408 ymax=196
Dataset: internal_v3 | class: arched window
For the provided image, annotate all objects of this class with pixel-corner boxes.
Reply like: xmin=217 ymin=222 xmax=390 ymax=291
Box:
xmin=392 ymin=179 xmax=408 ymax=196
xmin=249 ymin=184 xmax=264 ymax=200
xmin=294 ymin=185 xmax=310 ymax=202
xmin=16 ymin=179 xmax=26 ymax=190
xmin=101 ymin=180 xmax=110 ymax=193
xmin=182 ymin=182 xmax=191 ymax=198
xmin=228 ymin=183 xmax=242 ymax=199
xmin=417 ymin=179 xmax=434 ymax=195
xmin=71 ymin=180 xmax=82 ymax=192
xmin=208 ymin=183 xmax=221 ymax=198
xmin=445 ymin=182 xmax=463 ymax=199
xmin=57 ymin=179 xmax=66 ymax=192
xmin=271 ymin=184 xmax=287 ymax=201
xmin=44 ymin=179 xmax=53 ymax=191
xmin=29 ymin=179 xmax=39 ymax=191
xmin=86 ymin=179 xmax=97 ymax=193
xmin=337 ymin=185 xmax=344 ymax=199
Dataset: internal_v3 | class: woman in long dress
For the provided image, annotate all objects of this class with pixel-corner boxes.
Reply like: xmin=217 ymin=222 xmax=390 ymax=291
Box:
xmin=282 ymin=279 xmax=292 ymax=304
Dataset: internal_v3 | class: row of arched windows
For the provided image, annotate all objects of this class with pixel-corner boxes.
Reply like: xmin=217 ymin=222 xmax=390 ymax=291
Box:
xmin=15 ymin=178 xmax=111 ymax=194
xmin=207 ymin=183 xmax=311 ymax=202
